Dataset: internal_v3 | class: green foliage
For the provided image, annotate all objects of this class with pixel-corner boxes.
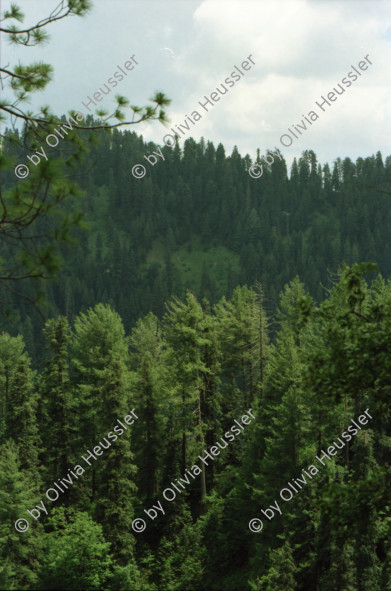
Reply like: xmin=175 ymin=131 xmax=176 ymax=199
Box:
xmin=257 ymin=540 xmax=297 ymax=591
xmin=3 ymin=129 xmax=388 ymax=352
xmin=129 ymin=313 xmax=169 ymax=499
xmin=6 ymin=4 xmax=391 ymax=591
xmin=0 ymin=333 xmax=40 ymax=471
xmin=39 ymin=316 xmax=74 ymax=483
xmin=39 ymin=507 xmax=112 ymax=590
xmin=72 ymin=303 xmax=137 ymax=563
xmin=109 ymin=561 xmax=153 ymax=591
xmin=1 ymin=263 xmax=391 ymax=589
xmin=156 ymin=506 xmax=206 ymax=591
xmin=0 ymin=440 xmax=42 ymax=590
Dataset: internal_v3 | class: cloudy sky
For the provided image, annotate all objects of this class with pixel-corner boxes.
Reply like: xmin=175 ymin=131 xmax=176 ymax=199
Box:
xmin=2 ymin=0 xmax=390 ymax=170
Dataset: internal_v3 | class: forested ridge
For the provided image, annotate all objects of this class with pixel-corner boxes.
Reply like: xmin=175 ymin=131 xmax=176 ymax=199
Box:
xmin=2 ymin=127 xmax=390 ymax=361
xmin=1 ymin=124 xmax=391 ymax=590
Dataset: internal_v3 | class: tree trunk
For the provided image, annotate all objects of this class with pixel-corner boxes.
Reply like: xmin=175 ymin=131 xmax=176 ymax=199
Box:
xmin=198 ymin=393 xmax=207 ymax=504
xmin=181 ymin=388 xmax=186 ymax=473
xmin=258 ymin=283 xmax=264 ymax=401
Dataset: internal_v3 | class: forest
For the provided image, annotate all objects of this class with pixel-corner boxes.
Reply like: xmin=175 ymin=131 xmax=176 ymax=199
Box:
xmin=1 ymin=258 xmax=391 ymax=590
xmin=1 ymin=2 xmax=391 ymax=589
xmin=2 ymin=126 xmax=391 ymax=589
xmin=2 ymin=126 xmax=391 ymax=363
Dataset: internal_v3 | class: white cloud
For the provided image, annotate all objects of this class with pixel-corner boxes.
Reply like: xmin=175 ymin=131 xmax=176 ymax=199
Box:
xmin=2 ymin=0 xmax=390 ymax=168
xmin=157 ymin=0 xmax=391 ymax=167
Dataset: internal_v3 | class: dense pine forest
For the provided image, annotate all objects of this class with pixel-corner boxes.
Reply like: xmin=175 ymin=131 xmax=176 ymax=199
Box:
xmin=1 ymin=260 xmax=391 ymax=590
xmin=2 ymin=126 xmax=391 ymax=362
xmin=1 ymin=2 xmax=391 ymax=587
xmin=2 ymin=121 xmax=391 ymax=589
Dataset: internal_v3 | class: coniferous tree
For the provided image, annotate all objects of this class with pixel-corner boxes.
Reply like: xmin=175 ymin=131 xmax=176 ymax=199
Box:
xmin=163 ymin=292 xmax=207 ymax=479
xmin=39 ymin=316 xmax=74 ymax=484
xmin=0 ymin=333 xmax=40 ymax=472
xmin=0 ymin=441 xmax=43 ymax=590
xmin=39 ymin=507 xmax=113 ymax=590
xmin=257 ymin=540 xmax=297 ymax=591
xmin=71 ymin=303 xmax=138 ymax=563
xmin=129 ymin=313 xmax=168 ymax=500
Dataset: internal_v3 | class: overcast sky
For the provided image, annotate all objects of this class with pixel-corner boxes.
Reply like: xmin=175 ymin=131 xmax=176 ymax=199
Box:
xmin=2 ymin=0 xmax=391 ymax=170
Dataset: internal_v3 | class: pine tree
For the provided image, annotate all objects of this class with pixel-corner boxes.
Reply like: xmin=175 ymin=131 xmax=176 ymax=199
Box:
xmin=71 ymin=303 xmax=138 ymax=564
xmin=0 ymin=441 xmax=43 ymax=590
xmin=215 ymin=285 xmax=267 ymax=414
xmin=163 ymin=292 xmax=218 ymax=504
xmin=163 ymin=292 xmax=206 ymax=475
xmin=129 ymin=312 xmax=168 ymax=500
xmin=258 ymin=540 xmax=297 ymax=591
xmin=39 ymin=507 xmax=113 ymax=590
xmin=39 ymin=316 xmax=74 ymax=483
xmin=0 ymin=333 xmax=40 ymax=471
xmin=95 ymin=355 xmax=138 ymax=564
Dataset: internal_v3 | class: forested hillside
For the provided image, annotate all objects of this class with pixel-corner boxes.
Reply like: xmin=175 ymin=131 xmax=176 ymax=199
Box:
xmin=1 ymin=262 xmax=391 ymax=590
xmin=2 ymin=111 xmax=391 ymax=589
xmin=2 ymin=126 xmax=390 ymax=363
xmin=2 ymin=0 xmax=390 ymax=588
